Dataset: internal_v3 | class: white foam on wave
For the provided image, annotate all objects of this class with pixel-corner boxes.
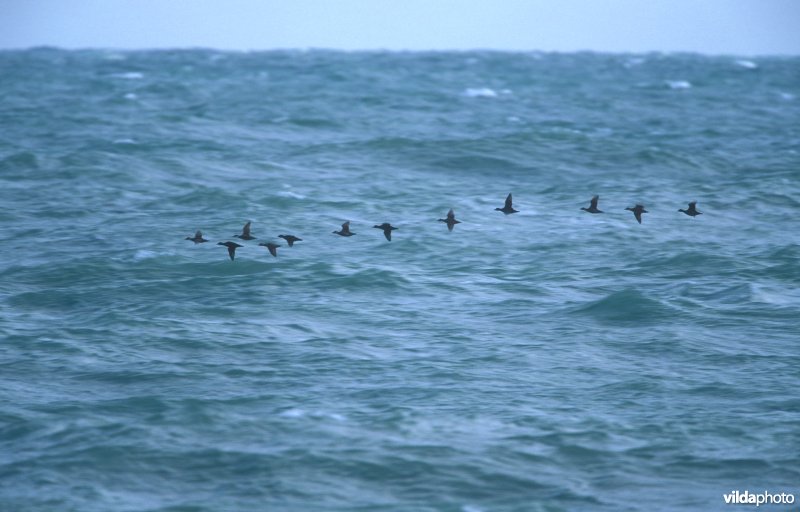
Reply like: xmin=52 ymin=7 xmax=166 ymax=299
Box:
xmin=623 ymin=57 xmax=646 ymax=68
xmin=112 ymin=72 xmax=144 ymax=80
xmin=279 ymin=408 xmax=346 ymax=421
xmin=133 ymin=249 xmax=158 ymax=261
xmin=735 ymin=59 xmax=758 ymax=69
xmin=463 ymin=87 xmax=497 ymax=98
xmin=779 ymin=92 xmax=795 ymax=101
xmin=277 ymin=191 xmax=305 ymax=199
xmin=666 ymin=80 xmax=692 ymax=89
xmin=113 ymin=138 xmax=137 ymax=145
xmin=123 ymin=93 xmax=138 ymax=100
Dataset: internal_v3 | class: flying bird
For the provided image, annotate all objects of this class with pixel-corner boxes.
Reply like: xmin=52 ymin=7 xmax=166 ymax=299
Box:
xmin=495 ymin=193 xmax=518 ymax=215
xmin=333 ymin=221 xmax=355 ymax=236
xmin=438 ymin=209 xmax=461 ymax=231
xmin=185 ymin=230 xmax=208 ymax=243
xmin=218 ymin=241 xmax=243 ymax=260
xmin=625 ymin=204 xmax=648 ymax=224
xmin=278 ymin=234 xmax=303 ymax=247
xmin=234 ymin=221 xmax=255 ymax=240
xmin=581 ymin=195 xmax=603 ymax=214
xmin=258 ymin=242 xmax=281 ymax=257
xmin=679 ymin=201 xmax=702 ymax=217
xmin=373 ymin=223 xmax=398 ymax=241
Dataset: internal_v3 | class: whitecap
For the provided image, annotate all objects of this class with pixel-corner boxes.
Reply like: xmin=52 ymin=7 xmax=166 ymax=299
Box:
xmin=506 ymin=116 xmax=521 ymax=123
xmin=463 ymin=87 xmax=497 ymax=98
xmin=280 ymin=408 xmax=305 ymax=418
xmin=112 ymin=72 xmax=144 ymax=80
xmin=277 ymin=190 xmax=306 ymax=199
xmin=666 ymin=80 xmax=691 ymax=89
xmin=113 ymin=138 xmax=136 ymax=145
xmin=132 ymin=250 xmax=157 ymax=261
xmin=624 ymin=57 xmax=646 ymax=68
xmin=779 ymin=92 xmax=795 ymax=101
xmin=123 ymin=93 xmax=138 ymax=100
xmin=735 ymin=59 xmax=758 ymax=69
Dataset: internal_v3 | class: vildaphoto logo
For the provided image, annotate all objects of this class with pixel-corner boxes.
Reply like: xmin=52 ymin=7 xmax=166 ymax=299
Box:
xmin=723 ymin=490 xmax=795 ymax=506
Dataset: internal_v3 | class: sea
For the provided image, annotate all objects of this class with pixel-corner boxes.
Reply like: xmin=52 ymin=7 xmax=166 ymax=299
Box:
xmin=1 ymin=48 xmax=798 ymax=512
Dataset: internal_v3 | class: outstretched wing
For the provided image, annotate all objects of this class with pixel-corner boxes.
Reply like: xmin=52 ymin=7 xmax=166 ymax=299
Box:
xmin=504 ymin=193 xmax=513 ymax=209
xmin=242 ymin=221 xmax=251 ymax=236
xmin=447 ymin=209 xmax=455 ymax=221
xmin=590 ymin=196 xmax=599 ymax=209
xmin=227 ymin=245 xmax=236 ymax=260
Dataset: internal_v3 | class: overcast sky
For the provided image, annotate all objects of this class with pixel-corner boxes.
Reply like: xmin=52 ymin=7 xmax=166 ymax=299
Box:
xmin=2 ymin=0 xmax=798 ymax=55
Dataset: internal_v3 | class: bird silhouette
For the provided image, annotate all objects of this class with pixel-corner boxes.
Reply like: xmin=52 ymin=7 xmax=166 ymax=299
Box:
xmin=495 ymin=193 xmax=518 ymax=214
xmin=373 ymin=223 xmax=397 ymax=241
xmin=278 ymin=234 xmax=302 ymax=247
xmin=438 ymin=209 xmax=461 ymax=231
xmin=333 ymin=221 xmax=355 ymax=236
xmin=679 ymin=201 xmax=702 ymax=217
xmin=625 ymin=204 xmax=648 ymax=224
xmin=259 ymin=242 xmax=281 ymax=257
xmin=581 ymin=195 xmax=603 ymax=214
xmin=234 ymin=221 xmax=255 ymax=240
xmin=218 ymin=241 xmax=243 ymax=260
xmin=185 ymin=230 xmax=208 ymax=243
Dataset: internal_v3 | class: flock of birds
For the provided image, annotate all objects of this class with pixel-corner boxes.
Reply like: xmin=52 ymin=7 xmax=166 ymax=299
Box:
xmin=185 ymin=194 xmax=703 ymax=260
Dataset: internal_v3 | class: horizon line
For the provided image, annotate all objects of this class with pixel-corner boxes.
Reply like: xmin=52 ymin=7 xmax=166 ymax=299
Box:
xmin=2 ymin=44 xmax=797 ymax=58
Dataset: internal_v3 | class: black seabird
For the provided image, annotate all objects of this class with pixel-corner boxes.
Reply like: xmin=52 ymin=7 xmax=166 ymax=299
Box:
xmin=495 ymin=193 xmax=518 ymax=215
xmin=278 ymin=234 xmax=303 ymax=247
xmin=581 ymin=195 xmax=603 ymax=214
xmin=218 ymin=241 xmax=243 ymax=260
xmin=679 ymin=201 xmax=702 ymax=217
xmin=333 ymin=221 xmax=355 ymax=237
xmin=625 ymin=204 xmax=648 ymax=224
xmin=373 ymin=223 xmax=397 ymax=241
xmin=258 ymin=242 xmax=281 ymax=257
xmin=438 ymin=209 xmax=461 ymax=231
xmin=185 ymin=230 xmax=208 ymax=243
xmin=234 ymin=221 xmax=256 ymax=240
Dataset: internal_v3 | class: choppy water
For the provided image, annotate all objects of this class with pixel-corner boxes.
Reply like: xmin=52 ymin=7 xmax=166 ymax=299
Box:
xmin=1 ymin=48 xmax=799 ymax=511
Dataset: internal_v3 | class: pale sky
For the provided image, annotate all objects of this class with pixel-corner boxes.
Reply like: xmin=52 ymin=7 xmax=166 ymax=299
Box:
xmin=1 ymin=0 xmax=798 ymax=55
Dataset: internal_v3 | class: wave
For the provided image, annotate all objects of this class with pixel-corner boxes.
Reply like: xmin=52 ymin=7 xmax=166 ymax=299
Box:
xmin=665 ymin=80 xmax=691 ymax=89
xmin=572 ymin=289 xmax=673 ymax=325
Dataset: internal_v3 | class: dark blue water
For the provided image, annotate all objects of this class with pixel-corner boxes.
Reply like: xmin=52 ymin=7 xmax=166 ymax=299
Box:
xmin=1 ymin=48 xmax=799 ymax=511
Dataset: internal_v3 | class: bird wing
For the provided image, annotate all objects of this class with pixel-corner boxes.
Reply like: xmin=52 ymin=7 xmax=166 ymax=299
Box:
xmin=384 ymin=230 xmax=391 ymax=241
xmin=195 ymin=230 xmax=203 ymax=239
xmin=227 ymin=245 xmax=236 ymax=260
xmin=504 ymin=194 xmax=513 ymax=209
xmin=447 ymin=209 xmax=455 ymax=220
xmin=268 ymin=245 xmax=277 ymax=257
xmin=242 ymin=221 xmax=251 ymax=236
xmin=341 ymin=221 xmax=350 ymax=234
xmin=590 ymin=195 xmax=599 ymax=209
xmin=634 ymin=211 xmax=642 ymax=223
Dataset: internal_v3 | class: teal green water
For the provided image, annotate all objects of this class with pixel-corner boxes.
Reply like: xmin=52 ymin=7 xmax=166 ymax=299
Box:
xmin=1 ymin=49 xmax=799 ymax=511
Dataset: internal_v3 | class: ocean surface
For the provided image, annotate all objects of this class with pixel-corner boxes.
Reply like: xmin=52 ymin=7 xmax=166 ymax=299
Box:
xmin=1 ymin=48 xmax=799 ymax=512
